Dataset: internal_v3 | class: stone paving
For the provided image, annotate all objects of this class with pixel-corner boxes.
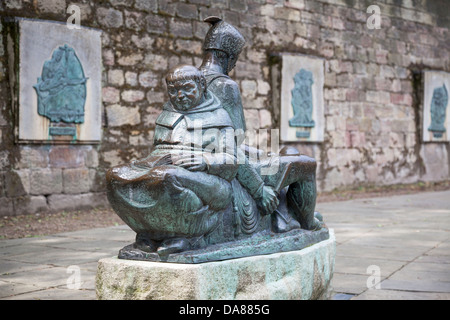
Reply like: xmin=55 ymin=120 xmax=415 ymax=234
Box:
xmin=0 ymin=190 xmax=449 ymax=300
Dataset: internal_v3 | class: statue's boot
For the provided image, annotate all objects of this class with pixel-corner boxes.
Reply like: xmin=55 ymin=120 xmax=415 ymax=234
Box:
xmin=287 ymin=179 xmax=322 ymax=231
xmin=134 ymin=233 xmax=158 ymax=253
xmin=157 ymin=238 xmax=191 ymax=257
xmin=271 ymin=188 xmax=301 ymax=233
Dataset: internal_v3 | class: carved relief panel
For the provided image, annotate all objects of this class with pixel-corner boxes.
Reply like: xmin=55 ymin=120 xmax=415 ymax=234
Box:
xmin=273 ymin=54 xmax=325 ymax=142
xmin=6 ymin=18 xmax=102 ymax=144
xmin=423 ymin=71 xmax=450 ymax=142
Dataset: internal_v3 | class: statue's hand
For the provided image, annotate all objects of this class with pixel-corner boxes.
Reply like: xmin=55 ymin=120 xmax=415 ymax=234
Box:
xmin=174 ymin=155 xmax=207 ymax=172
xmin=259 ymin=186 xmax=279 ymax=215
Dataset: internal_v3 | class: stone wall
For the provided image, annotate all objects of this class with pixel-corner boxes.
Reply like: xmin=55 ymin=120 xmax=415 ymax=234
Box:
xmin=0 ymin=0 xmax=449 ymax=216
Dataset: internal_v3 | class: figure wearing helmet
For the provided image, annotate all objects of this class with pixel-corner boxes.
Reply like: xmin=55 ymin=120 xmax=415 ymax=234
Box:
xmin=199 ymin=17 xmax=322 ymax=232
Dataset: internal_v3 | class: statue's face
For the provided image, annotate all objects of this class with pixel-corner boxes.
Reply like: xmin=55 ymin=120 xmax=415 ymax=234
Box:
xmin=168 ymin=79 xmax=203 ymax=111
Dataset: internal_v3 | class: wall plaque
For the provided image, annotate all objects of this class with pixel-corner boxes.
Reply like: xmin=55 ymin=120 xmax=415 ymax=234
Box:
xmin=7 ymin=18 xmax=102 ymax=144
xmin=423 ymin=71 xmax=450 ymax=142
xmin=274 ymin=54 xmax=324 ymax=142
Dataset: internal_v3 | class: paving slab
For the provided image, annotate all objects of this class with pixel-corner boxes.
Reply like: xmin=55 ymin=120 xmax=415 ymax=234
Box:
xmin=335 ymin=242 xmax=430 ymax=262
xmin=0 ymin=287 xmax=96 ymax=300
xmin=3 ymin=246 xmax=114 ymax=267
xmin=0 ymin=280 xmax=44 ymax=299
xmin=334 ymin=256 xmax=406 ymax=278
xmin=380 ymin=279 xmax=450 ymax=293
xmin=353 ymin=289 xmax=450 ymax=300
xmin=331 ymin=273 xmax=378 ymax=295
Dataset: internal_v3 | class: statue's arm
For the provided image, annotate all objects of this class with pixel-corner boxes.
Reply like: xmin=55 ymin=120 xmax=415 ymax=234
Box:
xmin=221 ymin=80 xmax=247 ymax=133
xmin=235 ymin=148 xmax=265 ymax=199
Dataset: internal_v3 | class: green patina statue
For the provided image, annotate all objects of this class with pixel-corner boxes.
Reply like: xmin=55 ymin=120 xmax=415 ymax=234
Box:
xmin=106 ymin=18 xmax=328 ymax=263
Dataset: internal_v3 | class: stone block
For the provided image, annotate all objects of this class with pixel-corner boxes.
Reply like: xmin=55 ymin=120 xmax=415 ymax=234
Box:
xmin=134 ymin=0 xmax=158 ymax=13
xmin=125 ymin=72 xmax=138 ymax=86
xmin=96 ymin=231 xmax=336 ymax=300
xmin=146 ymin=91 xmax=165 ymax=105
xmin=175 ymin=39 xmax=203 ymax=55
xmin=102 ymin=87 xmax=121 ymax=104
xmin=4 ymin=169 xmax=30 ymax=197
xmin=103 ymin=49 xmax=115 ymax=66
xmin=63 ymin=168 xmax=93 ymax=194
xmin=121 ymin=90 xmax=145 ymax=103
xmin=259 ymin=109 xmax=272 ymax=129
xmin=124 ymin=10 xmax=144 ymax=31
xmin=274 ymin=7 xmax=301 ymax=21
xmin=106 ymin=105 xmax=141 ymax=127
xmin=108 ymin=70 xmax=124 ymax=86
xmin=0 ymin=151 xmax=9 ymax=168
xmin=257 ymin=80 xmax=271 ymax=95
xmin=102 ymin=150 xmax=123 ymax=167
xmin=244 ymin=109 xmax=260 ymax=131
xmin=49 ymin=146 xmax=85 ymax=168
xmin=97 ymin=7 xmax=123 ymax=28
xmin=47 ymin=192 xmax=109 ymax=213
xmin=420 ymin=144 xmax=449 ymax=181
xmin=131 ymin=35 xmax=155 ymax=50
xmin=143 ymin=54 xmax=168 ymax=71
xmin=145 ymin=14 xmax=167 ymax=34
xmin=30 ymin=169 xmax=63 ymax=195
xmin=84 ymin=147 xmax=99 ymax=168
xmin=169 ymin=19 xmax=193 ymax=38
xmin=0 ymin=172 xmax=4 ymax=197
xmin=13 ymin=195 xmax=48 ymax=215
xmin=117 ymin=53 xmax=143 ymax=66
xmin=0 ymin=198 xmax=14 ymax=217
xmin=15 ymin=147 xmax=48 ymax=169
xmin=36 ymin=0 xmax=66 ymax=14
xmin=109 ymin=0 xmax=133 ymax=7
xmin=139 ymin=72 xmax=159 ymax=88
xmin=390 ymin=93 xmax=413 ymax=106
xmin=176 ymin=3 xmax=198 ymax=19
xmin=144 ymin=106 xmax=162 ymax=127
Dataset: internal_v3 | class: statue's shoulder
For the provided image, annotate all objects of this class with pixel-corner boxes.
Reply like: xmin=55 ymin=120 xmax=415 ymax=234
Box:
xmin=205 ymin=72 xmax=237 ymax=88
xmin=155 ymin=104 xmax=183 ymax=128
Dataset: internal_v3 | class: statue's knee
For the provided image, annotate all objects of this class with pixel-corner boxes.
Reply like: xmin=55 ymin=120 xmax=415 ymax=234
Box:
xmin=106 ymin=164 xmax=131 ymax=182
xmin=156 ymin=167 xmax=182 ymax=188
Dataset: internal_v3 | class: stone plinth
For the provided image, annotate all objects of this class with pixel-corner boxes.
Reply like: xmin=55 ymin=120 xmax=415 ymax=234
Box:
xmin=96 ymin=230 xmax=335 ymax=300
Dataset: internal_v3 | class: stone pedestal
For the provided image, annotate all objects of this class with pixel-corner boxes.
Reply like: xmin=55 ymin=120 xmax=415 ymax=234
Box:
xmin=96 ymin=230 xmax=335 ymax=300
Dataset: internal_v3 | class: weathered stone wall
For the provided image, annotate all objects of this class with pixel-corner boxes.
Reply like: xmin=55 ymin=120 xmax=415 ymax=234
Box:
xmin=0 ymin=0 xmax=449 ymax=216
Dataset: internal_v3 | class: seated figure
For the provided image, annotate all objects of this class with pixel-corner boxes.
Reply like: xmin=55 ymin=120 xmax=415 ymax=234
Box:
xmin=106 ymin=65 xmax=238 ymax=256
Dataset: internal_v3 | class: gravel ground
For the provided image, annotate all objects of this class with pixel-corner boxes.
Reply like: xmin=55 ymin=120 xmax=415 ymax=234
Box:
xmin=1 ymin=181 xmax=449 ymax=240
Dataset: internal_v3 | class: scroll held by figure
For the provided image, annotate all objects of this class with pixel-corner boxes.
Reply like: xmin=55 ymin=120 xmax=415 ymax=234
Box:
xmin=106 ymin=17 xmax=329 ymax=264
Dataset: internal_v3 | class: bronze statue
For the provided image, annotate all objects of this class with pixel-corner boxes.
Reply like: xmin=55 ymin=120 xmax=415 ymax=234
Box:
xmin=106 ymin=18 xmax=328 ymax=263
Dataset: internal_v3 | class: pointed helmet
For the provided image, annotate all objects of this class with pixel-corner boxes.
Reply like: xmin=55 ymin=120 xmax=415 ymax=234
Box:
xmin=203 ymin=16 xmax=246 ymax=73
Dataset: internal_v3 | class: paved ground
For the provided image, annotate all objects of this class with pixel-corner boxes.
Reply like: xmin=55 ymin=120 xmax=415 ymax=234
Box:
xmin=0 ymin=190 xmax=449 ymax=300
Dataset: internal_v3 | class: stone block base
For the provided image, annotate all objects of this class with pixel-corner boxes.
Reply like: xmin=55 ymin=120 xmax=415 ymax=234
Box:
xmin=96 ymin=230 xmax=336 ymax=300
